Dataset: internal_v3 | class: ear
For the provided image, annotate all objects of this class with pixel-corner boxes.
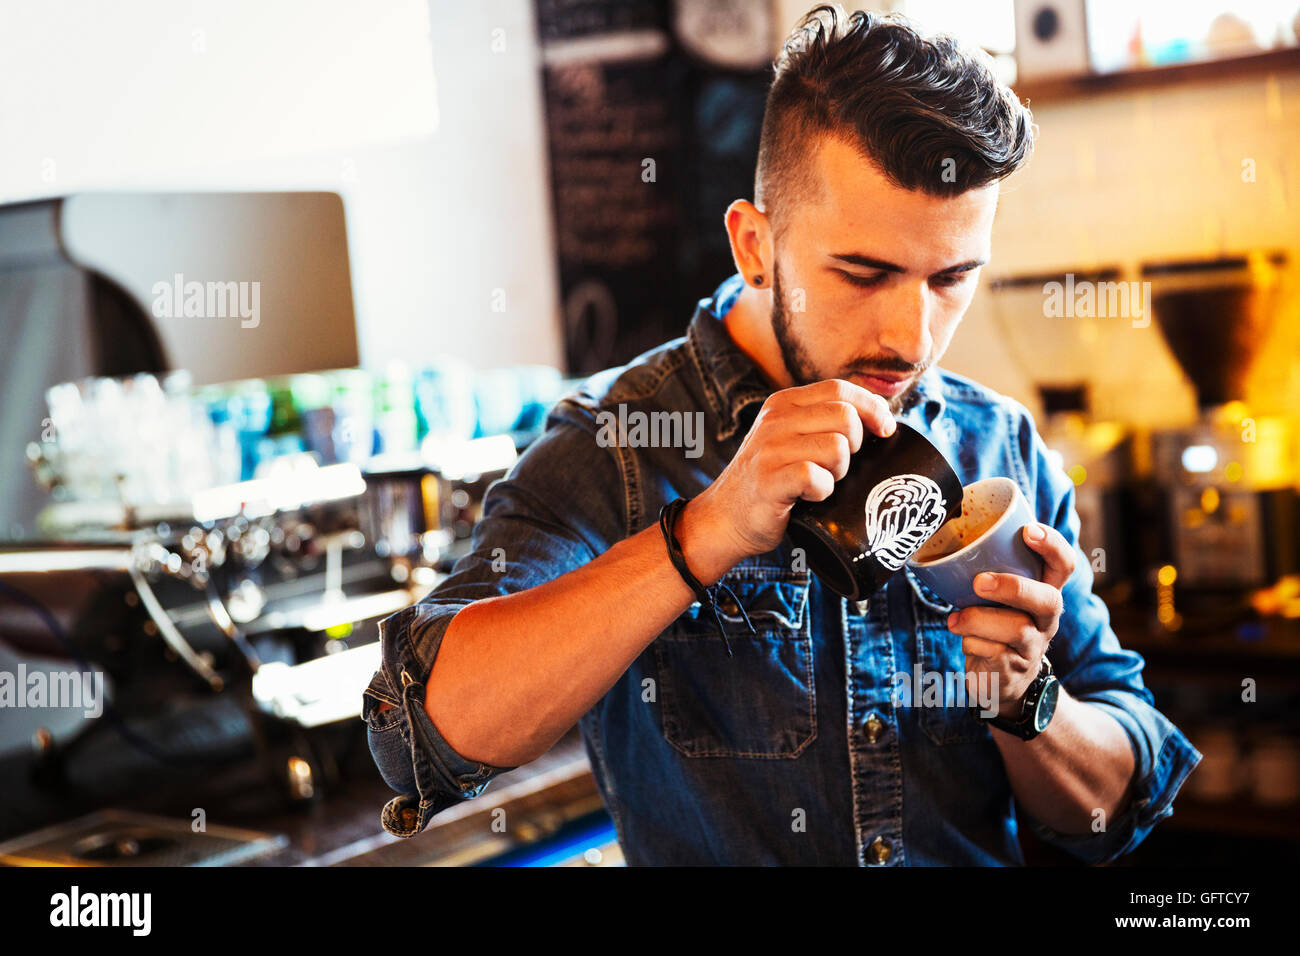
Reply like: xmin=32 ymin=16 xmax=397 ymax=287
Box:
xmin=724 ymin=199 xmax=773 ymax=290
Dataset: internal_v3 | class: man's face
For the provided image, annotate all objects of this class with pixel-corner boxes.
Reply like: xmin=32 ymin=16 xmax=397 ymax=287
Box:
xmin=767 ymin=135 xmax=1000 ymax=414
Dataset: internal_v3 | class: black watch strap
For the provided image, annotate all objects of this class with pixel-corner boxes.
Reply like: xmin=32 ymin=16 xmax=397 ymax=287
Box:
xmin=983 ymin=656 xmax=1056 ymax=740
xmin=658 ymin=497 xmax=752 ymax=657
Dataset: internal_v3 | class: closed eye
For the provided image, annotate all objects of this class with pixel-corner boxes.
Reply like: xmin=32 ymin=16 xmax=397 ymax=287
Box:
xmin=836 ymin=269 xmax=888 ymax=288
xmin=836 ymin=268 xmax=976 ymax=289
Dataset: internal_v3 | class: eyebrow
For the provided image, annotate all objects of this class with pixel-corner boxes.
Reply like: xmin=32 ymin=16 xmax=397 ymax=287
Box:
xmin=830 ymin=253 xmax=988 ymax=275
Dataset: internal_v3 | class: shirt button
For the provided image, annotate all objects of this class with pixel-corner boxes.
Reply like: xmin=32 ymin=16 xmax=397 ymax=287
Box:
xmin=867 ymin=835 xmax=892 ymax=865
xmin=865 ymin=712 xmax=884 ymax=744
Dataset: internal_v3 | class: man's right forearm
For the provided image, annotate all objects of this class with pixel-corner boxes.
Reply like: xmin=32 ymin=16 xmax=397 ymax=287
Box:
xmin=419 ymin=379 xmax=895 ymax=769
xmin=422 ymin=499 xmax=741 ymax=768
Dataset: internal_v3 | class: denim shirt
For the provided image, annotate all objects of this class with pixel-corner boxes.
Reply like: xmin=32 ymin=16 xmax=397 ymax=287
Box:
xmin=363 ymin=273 xmax=1202 ymax=866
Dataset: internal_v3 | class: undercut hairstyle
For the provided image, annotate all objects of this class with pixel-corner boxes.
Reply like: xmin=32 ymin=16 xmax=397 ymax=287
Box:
xmin=755 ymin=4 xmax=1035 ymax=232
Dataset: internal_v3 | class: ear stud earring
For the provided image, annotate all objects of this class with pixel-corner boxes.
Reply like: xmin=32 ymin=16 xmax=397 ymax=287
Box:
xmin=753 ymin=274 xmax=764 ymax=286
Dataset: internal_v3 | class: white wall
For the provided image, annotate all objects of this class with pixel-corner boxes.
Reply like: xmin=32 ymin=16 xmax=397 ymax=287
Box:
xmin=0 ymin=0 xmax=563 ymax=374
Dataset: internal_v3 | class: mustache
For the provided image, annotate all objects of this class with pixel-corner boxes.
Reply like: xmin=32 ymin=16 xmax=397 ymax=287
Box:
xmin=840 ymin=358 xmax=928 ymax=377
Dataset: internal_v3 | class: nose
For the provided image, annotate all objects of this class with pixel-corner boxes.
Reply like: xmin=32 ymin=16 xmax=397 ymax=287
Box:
xmin=874 ymin=281 xmax=933 ymax=367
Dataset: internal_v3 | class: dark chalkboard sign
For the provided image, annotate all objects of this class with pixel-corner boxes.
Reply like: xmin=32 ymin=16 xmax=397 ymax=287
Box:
xmin=535 ymin=0 xmax=666 ymax=43
xmin=541 ymin=54 xmax=683 ymax=374
xmin=536 ymin=0 xmax=769 ymax=375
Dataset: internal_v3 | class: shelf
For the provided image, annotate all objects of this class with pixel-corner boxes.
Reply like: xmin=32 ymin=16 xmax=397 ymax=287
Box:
xmin=1013 ymin=47 xmax=1300 ymax=105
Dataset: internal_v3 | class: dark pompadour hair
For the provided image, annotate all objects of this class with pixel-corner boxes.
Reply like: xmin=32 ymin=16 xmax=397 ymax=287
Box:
xmin=755 ymin=4 xmax=1035 ymax=228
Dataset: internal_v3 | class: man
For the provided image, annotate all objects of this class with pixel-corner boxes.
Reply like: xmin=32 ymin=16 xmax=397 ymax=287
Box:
xmin=363 ymin=6 xmax=1200 ymax=865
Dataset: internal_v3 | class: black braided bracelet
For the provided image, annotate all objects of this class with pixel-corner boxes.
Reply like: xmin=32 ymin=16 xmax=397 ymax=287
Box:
xmin=658 ymin=497 xmax=755 ymax=657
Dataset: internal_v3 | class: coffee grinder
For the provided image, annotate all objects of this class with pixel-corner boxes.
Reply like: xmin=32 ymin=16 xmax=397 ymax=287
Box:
xmin=1141 ymin=252 xmax=1298 ymax=631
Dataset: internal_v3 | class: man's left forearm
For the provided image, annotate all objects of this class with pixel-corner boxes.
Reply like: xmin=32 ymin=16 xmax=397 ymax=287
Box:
xmin=992 ymin=687 xmax=1137 ymax=835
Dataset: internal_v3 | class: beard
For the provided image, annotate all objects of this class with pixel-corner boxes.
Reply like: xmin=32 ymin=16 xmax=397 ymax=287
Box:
xmin=769 ymin=261 xmax=927 ymax=417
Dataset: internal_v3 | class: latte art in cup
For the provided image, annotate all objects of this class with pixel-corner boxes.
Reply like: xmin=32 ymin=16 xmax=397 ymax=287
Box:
xmin=906 ymin=476 xmax=1044 ymax=609
xmin=911 ymin=479 xmax=1017 ymax=563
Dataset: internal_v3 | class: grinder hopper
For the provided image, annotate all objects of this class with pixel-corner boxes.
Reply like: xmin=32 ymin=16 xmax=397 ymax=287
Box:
xmin=1142 ymin=252 xmax=1288 ymax=410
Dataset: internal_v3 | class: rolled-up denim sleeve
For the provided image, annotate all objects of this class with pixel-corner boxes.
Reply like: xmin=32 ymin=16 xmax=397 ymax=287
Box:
xmin=362 ymin=602 xmax=507 ymax=838
xmin=1010 ymin=405 xmax=1202 ymax=865
xmin=362 ymin=407 xmax=624 ymax=838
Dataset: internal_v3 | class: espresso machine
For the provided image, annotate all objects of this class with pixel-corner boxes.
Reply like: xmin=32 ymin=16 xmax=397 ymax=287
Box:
xmin=1141 ymin=252 xmax=1299 ymax=631
xmin=0 ymin=368 xmax=524 ymax=849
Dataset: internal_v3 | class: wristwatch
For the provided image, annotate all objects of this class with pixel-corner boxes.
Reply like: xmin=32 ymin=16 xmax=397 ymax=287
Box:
xmin=982 ymin=656 xmax=1059 ymax=740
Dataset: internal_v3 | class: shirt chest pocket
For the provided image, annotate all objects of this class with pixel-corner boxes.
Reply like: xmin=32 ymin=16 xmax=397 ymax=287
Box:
xmin=904 ymin=569 xmax=992 ymax=747
xmin=653 ymin=566 xmax=815 ymax=758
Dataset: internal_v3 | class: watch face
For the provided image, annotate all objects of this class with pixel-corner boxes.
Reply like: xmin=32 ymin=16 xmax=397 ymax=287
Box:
xmin=1033 ymin=678 xmax=1060 ymax=733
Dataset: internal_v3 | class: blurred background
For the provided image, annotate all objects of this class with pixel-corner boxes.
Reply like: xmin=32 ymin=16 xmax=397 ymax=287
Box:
xmin=0 ymin=0 xmax=1297 ymax=867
